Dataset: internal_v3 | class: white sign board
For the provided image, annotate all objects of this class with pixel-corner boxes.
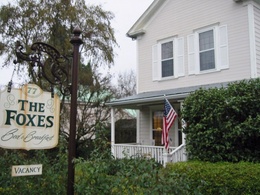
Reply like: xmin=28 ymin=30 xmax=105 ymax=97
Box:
xmin=12 ymin=164 xmax=42 ymax=177
xmin=0 ymin=84 xmax=60 ymax=150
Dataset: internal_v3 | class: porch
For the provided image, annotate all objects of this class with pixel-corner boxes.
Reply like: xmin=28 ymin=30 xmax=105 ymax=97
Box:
xmin=111 ymin=142 xmax=187 ymax=167
xmin=106 ymin=82 xmax=232 ymax=166
xmin=107 ymin=89 xmax=192 ymax=166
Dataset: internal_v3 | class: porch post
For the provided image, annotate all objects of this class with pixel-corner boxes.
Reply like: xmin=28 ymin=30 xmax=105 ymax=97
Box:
xmin=180 ymin=101 xmax=186 ymax=145
xmin=136 ymin=110 xmax=140 ymax=144
xmin=111 ymin=107 xmax=115 ymax=156
xmin=180 ymin=101 xmax=187 ymax=161
xmin=163 ymin=153 xmax=171 ymax=167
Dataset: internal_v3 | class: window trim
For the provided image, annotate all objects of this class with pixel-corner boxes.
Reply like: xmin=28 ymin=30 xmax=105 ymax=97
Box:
xmin=188 ymin=24 xmax=229 ymax=75
xmin=198 ymin=28 xmax=216 ymax=72
xmin=160 ymin=39 xmax=174 ymax=78
xmin=152 ymin=36 xmax=185 ymax=81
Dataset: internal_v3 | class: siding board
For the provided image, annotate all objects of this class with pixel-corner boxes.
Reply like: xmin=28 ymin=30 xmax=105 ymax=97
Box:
xmin=136 ymin=0 xmax=252 ymax=93
xmin=139 ymin=108 xmax=151 ymax=145
xmin=254 ymin=5 xmax=260 ymax=76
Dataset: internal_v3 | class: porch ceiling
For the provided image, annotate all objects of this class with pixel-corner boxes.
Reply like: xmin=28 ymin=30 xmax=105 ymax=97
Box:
xmin=107 ymin=81 xmax=231 ymax=109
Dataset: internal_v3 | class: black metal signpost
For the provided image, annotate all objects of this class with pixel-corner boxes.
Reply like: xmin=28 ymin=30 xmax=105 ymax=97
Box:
xmin=14 ymin=27 xmax=83 ymax=195
xmin=67 ymin=27 xmax=83 ymax=195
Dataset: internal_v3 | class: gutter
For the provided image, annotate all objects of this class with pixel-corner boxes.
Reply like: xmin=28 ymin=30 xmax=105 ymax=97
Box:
xmin=106 ymin=92 xmax=189 ymax=108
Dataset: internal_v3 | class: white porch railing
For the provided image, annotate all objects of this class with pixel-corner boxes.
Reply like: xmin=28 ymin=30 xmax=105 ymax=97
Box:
xmin=163 ymin=143 xmax=187 ymax=167
xmin=112 ymin=143 xmax=186 ymax=165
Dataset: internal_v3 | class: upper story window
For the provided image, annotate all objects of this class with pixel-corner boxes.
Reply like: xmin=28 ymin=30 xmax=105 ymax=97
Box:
xmin=188 ymin=25 xmax=229 ymax=75
xmin=161 ymin=41 xmax=174 ymax=77
xmin=152 ymin=37 xmax=184 ymax=81
xmin=199 ymin=29 xmax=215 ymax=71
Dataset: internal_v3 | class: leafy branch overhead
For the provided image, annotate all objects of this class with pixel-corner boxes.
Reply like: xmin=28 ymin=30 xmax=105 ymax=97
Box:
xmin=0 ymin=0 xmax=118 ymax=68
xmin=0 ymin=0 xmax=136 ymax=160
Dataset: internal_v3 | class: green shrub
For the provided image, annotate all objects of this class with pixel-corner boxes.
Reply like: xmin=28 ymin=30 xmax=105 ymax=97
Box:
xmin=182 ymin=78 xmax=260 ymax=162
xmin=0 ymin=142 xmax=67 ymax=195
xmin=75 ymin=157 xmax=162 ymax=195
xmin=163 ymin=161 xmax=260 ymax=195
xmin=75 ymin=159 xmax=260 ymax=195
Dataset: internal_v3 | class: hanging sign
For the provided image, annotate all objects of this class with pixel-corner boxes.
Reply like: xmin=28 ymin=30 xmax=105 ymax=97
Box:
xmin=0 ymin=84 xmax=60 ymax=150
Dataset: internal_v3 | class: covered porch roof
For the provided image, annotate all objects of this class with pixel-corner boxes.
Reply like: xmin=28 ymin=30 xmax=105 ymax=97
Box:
xmin=107 ymin=81 xmax=231 ymax=109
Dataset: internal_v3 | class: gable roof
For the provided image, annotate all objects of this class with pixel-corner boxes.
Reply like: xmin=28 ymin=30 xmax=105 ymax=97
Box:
xmin=126 ymin=0 xmax=257 ymax=39
xmin=107 ymin=81 xmax=232 ymax=109
xmin=127 ymin=0 xmax=166 ymax=39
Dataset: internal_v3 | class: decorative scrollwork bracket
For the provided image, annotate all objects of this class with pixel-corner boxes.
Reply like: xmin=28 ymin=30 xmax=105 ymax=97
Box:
xmin=13 ymin=41 xmax=71 ymax=96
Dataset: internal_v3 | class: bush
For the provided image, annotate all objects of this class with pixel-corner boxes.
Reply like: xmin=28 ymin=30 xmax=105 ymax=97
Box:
xmin=182 ymin=78 xmax=260 ymax=162
xmin=75 ymin=159 xmax=260 ymax=194
xmin=75 ymin=157 xmax=162 ymax=195
xmin=0 ymin=141 xmax=67 ymax=194
xmin=162 ymin=161 xmax=260 ymax=195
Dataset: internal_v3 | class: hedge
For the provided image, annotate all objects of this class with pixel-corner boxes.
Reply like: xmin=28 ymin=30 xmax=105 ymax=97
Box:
xmin=162 ymin=161 xmax=260 ymax=195
xmin=75 ymin=159 xmax=260 ymax=195
xmin=1 ymin=154 xmax=260 ymax=194
xmin=182 ymin=78 xmax=260 ymax=162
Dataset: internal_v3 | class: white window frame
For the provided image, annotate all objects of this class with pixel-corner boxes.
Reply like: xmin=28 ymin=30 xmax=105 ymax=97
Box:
xmin=152 ymin=37 xmax=184 ymax=81
xmin=198 ymin=27 xmax=216 ymax=71
xmin=188 ymin=25 xmax=229 ymax=75
xmin=161 ymin=39 xmax=174 ymax=78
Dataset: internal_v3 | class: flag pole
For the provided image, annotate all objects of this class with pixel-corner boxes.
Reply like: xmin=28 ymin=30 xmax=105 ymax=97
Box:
xmin=163 ymin=94 xmax=168 ymax=154
xmin=162 ymin=95 xmax=178 ymax=152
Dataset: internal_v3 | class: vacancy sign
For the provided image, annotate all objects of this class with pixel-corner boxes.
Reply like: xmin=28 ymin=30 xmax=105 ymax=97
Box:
xmin=0 ymin=84 xmax=60 ymax=150
xmin=12 ymin=164 xmax=42 ymax=177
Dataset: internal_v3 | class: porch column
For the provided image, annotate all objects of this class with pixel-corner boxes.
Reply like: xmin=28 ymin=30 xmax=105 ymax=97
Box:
xmin=180 ymin=100 xmax=186 ymax=144
xmin=163 ymin=153 xmax=171 ymax=167
xmin=180 ymin=101 xmax=187 ymax=161
xmin=136 ymin=110 xmax=140 ymax=143
xmin=111 ymin=107 xmax=115 ymax=155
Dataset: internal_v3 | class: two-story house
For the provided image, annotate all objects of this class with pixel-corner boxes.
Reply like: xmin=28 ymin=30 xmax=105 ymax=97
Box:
xmin=107 ymin=0 xmax=260 ymax=165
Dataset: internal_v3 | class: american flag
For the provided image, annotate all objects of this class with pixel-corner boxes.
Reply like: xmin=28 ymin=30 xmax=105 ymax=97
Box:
xmin=162 ymin=98 xmax=177 ymax=150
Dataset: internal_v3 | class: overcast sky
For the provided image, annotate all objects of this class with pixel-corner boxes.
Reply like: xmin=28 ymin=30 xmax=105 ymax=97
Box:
xmin=0 ymin=0 xmax=153 ymax=86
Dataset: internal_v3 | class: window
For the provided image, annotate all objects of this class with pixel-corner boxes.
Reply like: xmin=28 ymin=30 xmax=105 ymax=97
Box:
xmin=161 ymin=41 xmax=174 ymax=77
xmin=152 ymin=111 xmax=163 ymax=146
xmin=152 ymin=106 xmax=180 ymax=147
xmin=199 ymin=30 xmax=215 ymax=71
xmin=152 ymin=37 xmax=184 ymax=81
xmin=188 ymin=25 xmax=229 ymax=74
xmin=152 ymin=111 xmax=163 ymax=130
